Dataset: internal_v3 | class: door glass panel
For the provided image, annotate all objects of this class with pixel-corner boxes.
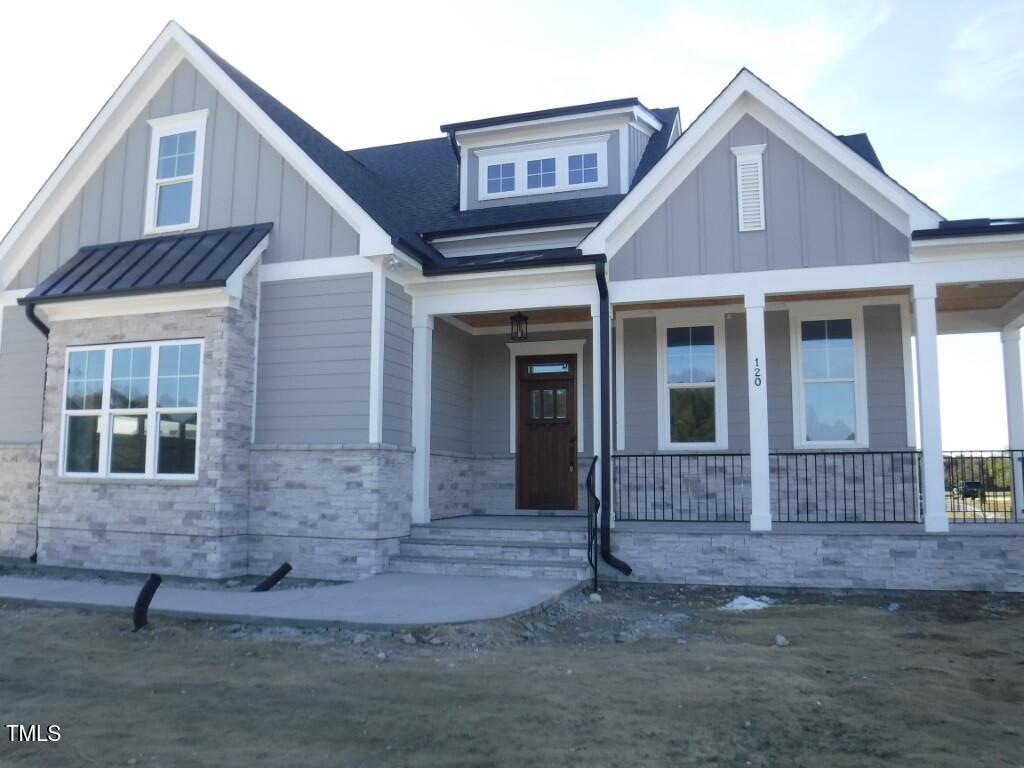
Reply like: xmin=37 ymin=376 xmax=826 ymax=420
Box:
xmin=530 ymin=389 xmax=542 ymax=419
xmin=543 ymin=389 xmax=554 ymax=419
xmin=555 ymin=388 xmax=567 ymax=419
xmin=527 ymin=362 xmax=569 ymax=375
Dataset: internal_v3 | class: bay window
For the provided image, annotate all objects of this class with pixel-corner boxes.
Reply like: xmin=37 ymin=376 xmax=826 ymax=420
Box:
xmin=61 ymin=340 xmax=203 ymax=478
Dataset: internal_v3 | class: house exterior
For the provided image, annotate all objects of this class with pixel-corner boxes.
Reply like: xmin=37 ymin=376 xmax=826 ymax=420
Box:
xmin=1 ymin=22 xmax=1022 ymax=590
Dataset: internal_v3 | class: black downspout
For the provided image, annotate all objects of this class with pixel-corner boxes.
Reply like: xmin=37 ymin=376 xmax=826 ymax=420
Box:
xmin=21 ymin=302 xmax=49 ymax=564
xmin=595 ymin=262 xmax=632 ymax=576
xmin=24 ymin=302 xmax=50 ymax=338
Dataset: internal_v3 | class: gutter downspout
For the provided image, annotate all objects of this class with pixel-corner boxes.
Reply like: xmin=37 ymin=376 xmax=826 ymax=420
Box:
xmin=21 ymin=301 xmax=49 ymax=564
xmin=595 ymin=261 xmax=632 ymax=576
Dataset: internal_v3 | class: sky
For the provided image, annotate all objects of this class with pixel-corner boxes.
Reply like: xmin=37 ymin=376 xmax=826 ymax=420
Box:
xmin=1 ymin=0 xmax=1022 ymax=448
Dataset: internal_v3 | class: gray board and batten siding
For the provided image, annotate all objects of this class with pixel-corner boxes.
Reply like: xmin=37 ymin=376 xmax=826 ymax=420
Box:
xmin=12 ymin=59 xmax=359 ymax=290
xmin=610 ymin=114 xmax=910 ymax=281
xmin=619 ymin=304 xmax=909 ymax=452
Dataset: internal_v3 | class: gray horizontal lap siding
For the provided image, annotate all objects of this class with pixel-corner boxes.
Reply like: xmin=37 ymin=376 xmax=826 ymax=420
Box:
xmin=383 ymin=279 xmax=413 ymax=447
xmin=13 ymin=59 xmax=359 ymax=289
xmin=610 ymin=114 xmax=909 ymax=281
xmin=466 ymin=132 xmax=621 ymax=210
xmin=431 ymin=319 xmax=474 ymax=454
xmin=0 ymin=308 xmax=47 ymax=443
xmin=255 ymin=276 xmax=371 ymax=444
xmin=620 ymin=306 xmax=905 ymax=453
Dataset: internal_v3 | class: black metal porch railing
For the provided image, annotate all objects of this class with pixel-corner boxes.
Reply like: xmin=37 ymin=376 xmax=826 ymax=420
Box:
xmin=585 ymin=455 xmax=599 ymax=590
xmin=944 ymin=450 xmax=1022 ymax=523
xmin=770 ymin=451 xmax=922 ymax=523
xmin=613 ymin=453 xmax=750 ymax=522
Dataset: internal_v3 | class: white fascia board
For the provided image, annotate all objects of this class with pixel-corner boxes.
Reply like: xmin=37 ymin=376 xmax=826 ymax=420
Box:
xmin=0 ymin=21 xmax=394 ymax=290
xmin=631 ymin=106 xmax=663 ymax=134
xmin=582 ymin=70 xmax=943 ymax=257
xmin=911 ymin=233 xmax=1024 ymax=261
xmin=430 ymin=222 xmax=598 ymax=244
xmin=454 ymin=114 xmax=637 ymax=151
xmin=403 ymin=261 xmax=595 ymax=288
xmin=259 ymin=254 xmax=376 ymax=283
xmin=34 ymin=287 xmax=235 ymax=323
xmin=607 ymin=256 xmax=1024 ymax=305
xmin=225 ymin=233 xmax=270 ymax=297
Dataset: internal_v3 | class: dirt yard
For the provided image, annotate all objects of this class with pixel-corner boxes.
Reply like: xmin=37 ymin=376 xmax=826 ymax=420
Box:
xmin=0 ymin=584 xmax=1021 ymax=767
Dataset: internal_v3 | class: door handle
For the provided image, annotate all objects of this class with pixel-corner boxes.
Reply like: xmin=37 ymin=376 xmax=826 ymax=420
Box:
xmin=569 ymin=437 xmax=577 ymax=473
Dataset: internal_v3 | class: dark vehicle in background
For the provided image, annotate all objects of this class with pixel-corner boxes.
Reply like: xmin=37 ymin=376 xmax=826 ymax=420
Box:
xmin=953 ymin=481 xmax=982 ymax=499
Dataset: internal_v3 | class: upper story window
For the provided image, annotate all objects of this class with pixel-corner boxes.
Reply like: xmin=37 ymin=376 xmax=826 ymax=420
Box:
xmin=486 ymin=162 xmax=515 ymax=194
xmin=62 ymin=340 xmax=203 ymax=479
xmin=144 ymin=110 xmax=208 ymax=235
xmin=527 ymin=158 xmax=556 ymax=189
xmin=568 ymin=152 xmax=598 ymax=185
xmin=476 ymin=135 xmax=609 ymax=201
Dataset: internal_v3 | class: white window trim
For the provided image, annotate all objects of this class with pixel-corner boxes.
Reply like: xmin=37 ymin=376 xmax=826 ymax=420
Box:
xmin=476 ymin=135 xmax=610 ymax=201
xmin=655 ymin=310 xmax=729 ymax=451
xmin=506 ymin=339 xmax=586 ymax=454
xmin=59 ymin=339 xmax=204 ymax=480
xmin=731 ymin=143 xmax=766 ymax=233
xmin=788 ymin=302 xmax=869 ymax=449
xmin=143 ymin=110 xmax=209 ymax=235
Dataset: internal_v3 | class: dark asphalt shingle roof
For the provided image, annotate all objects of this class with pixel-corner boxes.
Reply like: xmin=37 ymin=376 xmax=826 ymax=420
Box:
xmin=913 ymin=218 xmax=1024 ymax=240
xmin=21 ymin=223 xmax=272 ymax=304
xmin=836 ymin=133 xmax=884 ymax=172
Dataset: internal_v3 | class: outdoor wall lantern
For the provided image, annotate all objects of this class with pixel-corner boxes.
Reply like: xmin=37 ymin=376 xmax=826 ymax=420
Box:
xmin=510 ymin=312 xmax=528 ymax=341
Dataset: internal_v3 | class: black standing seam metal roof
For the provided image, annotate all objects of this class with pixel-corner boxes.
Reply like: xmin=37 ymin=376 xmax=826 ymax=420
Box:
xmin=20 ymin=223 xmax=272 ymax=304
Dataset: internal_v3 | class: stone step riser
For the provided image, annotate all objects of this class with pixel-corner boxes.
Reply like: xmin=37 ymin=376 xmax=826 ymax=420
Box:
xmin=389 ymin=557 xmax=590 ymax=580
xmin=399 ymin=540 xmax=587 ymax=562
xmin=409 ymin=526 xmax=587 ymax=545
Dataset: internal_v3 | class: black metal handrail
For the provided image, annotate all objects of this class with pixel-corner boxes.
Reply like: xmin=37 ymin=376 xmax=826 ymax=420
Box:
xmin=944 ymin=450 xmax=1022 ymax=523
xmin=585 ymin=455 xmax=599 ymax=591
xmin=613 ymin=453 xmax=750 ymax=522
xmin=770 ymin=450 xmax=922 ymax=523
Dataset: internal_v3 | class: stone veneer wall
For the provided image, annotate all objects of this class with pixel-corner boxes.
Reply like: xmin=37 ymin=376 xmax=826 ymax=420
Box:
xmin=34 ymin=268 xmax=259 ymax=578
xmin=431 ymin=452 xmax=588 ymax=517
xmin=603 ymin=528 xmax=1024 ymax=591
xmin=0 ymin=444 xmax=41 ymax=557
xmin=248 ymin=444 xmax=413 ymax=580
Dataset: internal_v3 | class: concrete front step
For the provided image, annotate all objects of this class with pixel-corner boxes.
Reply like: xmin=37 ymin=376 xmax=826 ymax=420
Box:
xmin=389 ymin=555 xmax=591 ymax=580
xmin=409 ymin=523 xmax=587 ymax=545
xmin=400 ymin=538 xmax=587 ymax=562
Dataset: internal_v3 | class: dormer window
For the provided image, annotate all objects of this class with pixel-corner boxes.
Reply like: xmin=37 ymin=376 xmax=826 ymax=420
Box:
xmin=486 ymin=162 xmax=515 ymax=194
xmin=476 ymin=135 xmax=609 ymax=201
xmin=527 ymin=158 xmax=556 ymax=189
xmin=144 ymin=110 xmax=208 ymax=235
xmin=568 ymin=153 xmax=598 ymax=185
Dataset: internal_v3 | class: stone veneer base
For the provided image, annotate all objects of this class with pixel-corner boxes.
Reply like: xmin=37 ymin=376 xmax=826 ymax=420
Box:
xmin=0 ymin=444 xmax=41 ymax=558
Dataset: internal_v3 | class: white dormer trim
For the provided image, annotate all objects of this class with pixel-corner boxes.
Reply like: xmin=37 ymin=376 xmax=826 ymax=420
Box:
xmin=0 ymin=21 xmax=400 ymax=291
xmin=475 ymin=135 xmax=610 ymax=201
xmin=581 ymin=69 xmax=943 ymax=259
xmin=731 ymin=144 xmax=766 ymax=232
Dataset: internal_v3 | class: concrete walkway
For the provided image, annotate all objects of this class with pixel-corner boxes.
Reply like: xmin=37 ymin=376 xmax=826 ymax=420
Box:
xmin=0 ymin=573 xmax=577 ymax=627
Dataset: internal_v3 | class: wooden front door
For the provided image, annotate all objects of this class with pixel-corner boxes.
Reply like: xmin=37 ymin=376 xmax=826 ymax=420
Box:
xmin=516 ymin=355 xmax=578 ymax=509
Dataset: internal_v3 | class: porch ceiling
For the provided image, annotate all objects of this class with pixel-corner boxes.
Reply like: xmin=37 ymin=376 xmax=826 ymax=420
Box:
xmin=453 ymin=306 xmax=592 ymax=328
xmin=937 ymin=281 xmax=1024 ymax=312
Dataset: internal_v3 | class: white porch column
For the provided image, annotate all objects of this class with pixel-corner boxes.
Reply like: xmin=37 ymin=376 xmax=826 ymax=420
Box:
xmin=411 ymin=315 xmax=434 ymax=524
xmin=591 ymin=304 xmax=605 ymax=522
xmin=913 ymin=283 xmax=948 ymax=532
xmin=1001 ymin=328 xmax=1024 ymax=519
xmin=745 ymin=292 xmax=771 ymax=531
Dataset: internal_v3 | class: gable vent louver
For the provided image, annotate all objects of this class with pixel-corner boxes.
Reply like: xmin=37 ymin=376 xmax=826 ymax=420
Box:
xmin=731 ymin=144 xmax=766 ymax=232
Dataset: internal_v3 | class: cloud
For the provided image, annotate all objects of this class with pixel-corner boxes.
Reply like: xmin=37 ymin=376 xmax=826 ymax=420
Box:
xmin=942 ymin=1 xmax=1024 ymax=101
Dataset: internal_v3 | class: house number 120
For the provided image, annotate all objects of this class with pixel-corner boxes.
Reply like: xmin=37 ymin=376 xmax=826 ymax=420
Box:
xmin=752 ymin=357 xmax=763 ymax=387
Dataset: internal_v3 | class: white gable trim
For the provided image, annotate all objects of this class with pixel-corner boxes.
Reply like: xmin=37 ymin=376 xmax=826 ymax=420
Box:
xmin=0 ymin=22 xmax=396 ymax=291
xmin=581 ymin=70 xmax=943 ymax=259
